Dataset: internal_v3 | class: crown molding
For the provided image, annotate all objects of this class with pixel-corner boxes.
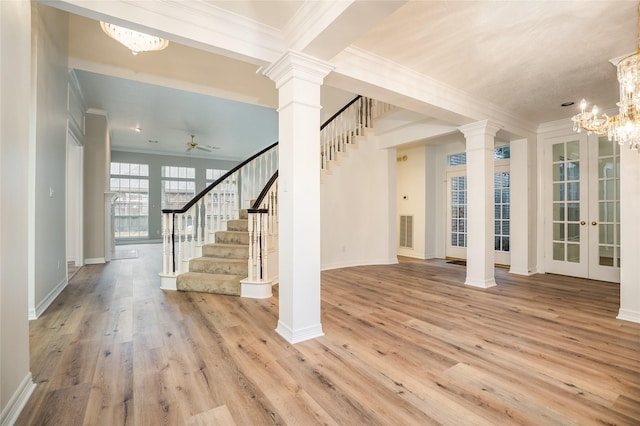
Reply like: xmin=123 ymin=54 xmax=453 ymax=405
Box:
xmin=283 ymin=1 xmax=351 ymax=52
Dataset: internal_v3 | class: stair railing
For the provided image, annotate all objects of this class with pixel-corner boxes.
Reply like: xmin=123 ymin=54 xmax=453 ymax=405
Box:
xmin=320 ymin=96 xmax=393 ymax=170
xmin=246 ymin=171 xmax=278 ymax=284
xmin=161 ymin=142 xmax=278 ymax=277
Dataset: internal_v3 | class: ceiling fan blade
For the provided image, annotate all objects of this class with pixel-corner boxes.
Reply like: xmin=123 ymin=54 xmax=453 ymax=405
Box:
xmin=196 ymin=146 xmax=212 ymax=152
xmin=186 ymin=146 xmax=193 ymax=152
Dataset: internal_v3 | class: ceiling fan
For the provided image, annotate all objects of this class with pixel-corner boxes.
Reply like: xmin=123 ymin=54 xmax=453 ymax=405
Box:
xmin=186 ymin=134 xmax=218 ymax=152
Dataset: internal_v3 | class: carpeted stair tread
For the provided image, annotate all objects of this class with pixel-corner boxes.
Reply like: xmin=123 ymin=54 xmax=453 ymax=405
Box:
xmin=176 ymin=272 xmax=243 ymax=295
xmin=202 ymin=243 xmax=249 ymax=259
xmin=227 ymin=219 xmax=248 ymax=232
xmin=216 ymin=231 xmax=250 ymax=245
xmin=189 ymin=256 xmax=248 ymax=275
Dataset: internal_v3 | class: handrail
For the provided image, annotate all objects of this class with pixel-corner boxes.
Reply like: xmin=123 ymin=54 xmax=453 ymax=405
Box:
xmin=320 ymin=96 xmax=362 ymax=131
xmin=162 ymin=141 xmax=279 ymax=214
xmin=248 ymin=171 xmax=278 ymax=213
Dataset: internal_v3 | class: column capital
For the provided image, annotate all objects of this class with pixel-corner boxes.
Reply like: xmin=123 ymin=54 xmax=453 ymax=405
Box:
xmin=262 ymin=50 xmax=334 ymax=89
xmin=458 ymin=119 xmax=501 ymax=139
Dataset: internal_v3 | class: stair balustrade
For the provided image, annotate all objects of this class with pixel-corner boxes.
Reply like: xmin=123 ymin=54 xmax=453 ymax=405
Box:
xmin=320 ymin=96 xmax=393 ymax=170
xmin=160 ymin=142 xmax=278 ymax=282
xmin=160 ymin=94 xmax=391 ymax=295
xmin=241 ymin=171 xmax=278 ymax=298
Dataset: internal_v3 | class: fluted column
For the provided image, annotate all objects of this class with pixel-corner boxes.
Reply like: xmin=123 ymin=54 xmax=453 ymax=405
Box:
xmin=264 ymin=50 xmax=333 ymax=343
xmin=459 ymin=120 xmax=501 ymax=288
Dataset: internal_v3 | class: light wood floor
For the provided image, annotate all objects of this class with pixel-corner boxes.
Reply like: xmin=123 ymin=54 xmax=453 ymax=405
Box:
xmin=17 ymin=245 xmax=640 ymax=425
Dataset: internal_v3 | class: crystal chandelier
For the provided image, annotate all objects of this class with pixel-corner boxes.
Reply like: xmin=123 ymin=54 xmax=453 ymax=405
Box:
xmin=100 ymin=21 xmax=169 ymax=55
xmin=572 ymin=4 xmax=640 ymax=150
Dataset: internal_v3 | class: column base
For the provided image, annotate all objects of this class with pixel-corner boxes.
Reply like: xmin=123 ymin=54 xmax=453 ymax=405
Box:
xmin=276 ymin=321 xmax=324 ymax=344
xmin=159 ymin=273 xmax=177 ymax=291
xmin=464 ymin=277 xmax=497 ymax=288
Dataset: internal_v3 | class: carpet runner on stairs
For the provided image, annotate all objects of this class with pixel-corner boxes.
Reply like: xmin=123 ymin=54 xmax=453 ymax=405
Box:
xmin=176 ymin=209 xmax=249 ymax=296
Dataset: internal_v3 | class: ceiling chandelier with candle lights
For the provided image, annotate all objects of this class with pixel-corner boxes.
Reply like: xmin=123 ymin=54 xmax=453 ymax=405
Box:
xmin=100 ymin=21 xmax=169 ymax=55
xmin=572 ymin=4 xmax=640 ymax=150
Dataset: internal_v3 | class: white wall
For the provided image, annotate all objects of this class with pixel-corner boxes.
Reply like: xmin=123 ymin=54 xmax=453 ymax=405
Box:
xmin=396 ymin=145 xmax=427 ymax=258
xmin=83 ymin=112 xmax=109 ymax=262
xmin=1 ymin=0 xmax=36 ymax=422
xmin=320 ymin=134 xmax=397 ymax=270
xmin=110 ymin=150 xmax=239 ymax=242
xmin=29 ymin=4 xmax=70 ymax=318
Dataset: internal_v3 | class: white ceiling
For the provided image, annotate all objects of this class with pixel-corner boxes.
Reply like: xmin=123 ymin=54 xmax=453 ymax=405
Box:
xmin=54 ymin=0 xmax=637 ymax=157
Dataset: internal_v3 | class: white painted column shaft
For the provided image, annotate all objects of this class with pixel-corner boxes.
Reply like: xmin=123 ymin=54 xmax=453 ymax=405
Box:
xmin=509 ymin=137 xmax=537 ymax=276
xmin=618 ymin=145 xmax=640 ymax=323
xmin=459 ymin=120 xmax=501 ymax=288
xmin=264 ymin=51 xmax=333 ymax=343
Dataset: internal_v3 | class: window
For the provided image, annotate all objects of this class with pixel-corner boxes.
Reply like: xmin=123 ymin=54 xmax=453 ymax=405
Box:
xmin=110 ymin=162 xmax=149 ymax=238
xmin=161 ymin=166 xmax=196 ymax=210
xmin=494 ymin=172 xmax=510 ymax=252
xmin=206 ymin=168 xmax=228 ymax=186
xmin=447 ymin=152 xmax=467 ymax=167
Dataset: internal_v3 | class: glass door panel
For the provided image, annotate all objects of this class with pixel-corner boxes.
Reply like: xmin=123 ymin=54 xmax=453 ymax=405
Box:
xmin=588 ymin=136 xmax=621 ymax=282
xmin=446 ymin=172 xmax=467 ymax=259
xmin=545 ymin=136 xmax=588 ymax=278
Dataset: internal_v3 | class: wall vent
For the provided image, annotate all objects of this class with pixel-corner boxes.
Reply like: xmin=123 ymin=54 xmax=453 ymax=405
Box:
xmin=399 ymin=215 xmax=413 ymax=249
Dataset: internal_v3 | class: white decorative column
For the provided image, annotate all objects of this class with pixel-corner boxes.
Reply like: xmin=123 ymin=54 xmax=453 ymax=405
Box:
xmin=618 ymin=145 xmax=640 ymax=323
xmin=264 ymin=50 xmax=334 ymax=343
xmin=509 ymin=137 xmax=537 ymax=275
xmin=459 ymin=120 xmax=501 ymax=288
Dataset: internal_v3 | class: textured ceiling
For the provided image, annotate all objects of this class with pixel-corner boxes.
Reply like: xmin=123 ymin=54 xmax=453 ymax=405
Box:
xmin=352 ymin=1 xmax=637 ymax=124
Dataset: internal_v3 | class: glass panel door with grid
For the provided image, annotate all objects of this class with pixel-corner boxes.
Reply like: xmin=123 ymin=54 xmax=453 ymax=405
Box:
xmin=446 ymin=172 xmax=467 ymax=260
xmin=544 ymin=135 xmax=620 ymax=282
xmin=588 ymin=136 xmax=621 ymax=282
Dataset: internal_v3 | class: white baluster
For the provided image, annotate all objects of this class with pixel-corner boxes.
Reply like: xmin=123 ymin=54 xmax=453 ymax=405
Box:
xmin=162 ymin=213 xmax=169 ymax=275
xmin=177 ymin=213 xmax=184 ymax=274
xmin=247 ymin=213 xmax=255 ymax=281
xmin=260 ymin=212 xmax=268 ymax=281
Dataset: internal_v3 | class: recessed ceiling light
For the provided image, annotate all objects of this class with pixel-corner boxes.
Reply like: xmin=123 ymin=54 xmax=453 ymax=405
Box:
xmin=561 ymin=101 xmax=575 ymax=107
xmin=135 ymin=126 xmax=142 ymax=132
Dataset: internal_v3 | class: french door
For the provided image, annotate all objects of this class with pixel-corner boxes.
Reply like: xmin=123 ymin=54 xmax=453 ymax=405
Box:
xmin=544 ymin=134 xmax=620 ymax=282
xmin=445 ymin=164 xmax=510 ymax=265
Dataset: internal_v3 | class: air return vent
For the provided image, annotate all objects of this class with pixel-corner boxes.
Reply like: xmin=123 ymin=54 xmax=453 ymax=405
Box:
xmin=399 ymin=215 xmax=413 ymax=249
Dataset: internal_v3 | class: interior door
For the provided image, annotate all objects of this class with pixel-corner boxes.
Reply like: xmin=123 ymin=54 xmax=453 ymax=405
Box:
xmin=446 ymin=171 xmax=467 ymax=260
xmin=587 ymin=136 xmax=620 ymax=282
xmin=544 ymin=134 xmax=620 ymax=282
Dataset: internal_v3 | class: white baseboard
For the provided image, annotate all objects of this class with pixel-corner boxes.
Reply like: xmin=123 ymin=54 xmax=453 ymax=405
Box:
xmin=617 ymin=308 xmax=640 ymax=323
xmin=509 ymin=266 xmax=538 ymax=276
xmin=321 ymin=257 xmax=398 ymax=271
xmin=276 ymin=321 xmax=324 ymax=344
xmin=29 ymin=277 xmax=68 ymax=320
xmin=84 ymin=257 xmax=105 ymax=265
xmin=0 ymin=372 xmax=36 ymax=426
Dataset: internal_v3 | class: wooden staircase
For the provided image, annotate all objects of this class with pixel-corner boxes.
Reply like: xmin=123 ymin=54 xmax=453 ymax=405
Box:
xmin=176 ymin=209 xmax=249 ymax=295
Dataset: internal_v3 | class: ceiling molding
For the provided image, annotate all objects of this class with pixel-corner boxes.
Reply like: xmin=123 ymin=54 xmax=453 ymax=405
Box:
xmin=331 ymin=46 xmax=538 ymax=138
xmin=283 ymin=1 xmax=351 ymax=52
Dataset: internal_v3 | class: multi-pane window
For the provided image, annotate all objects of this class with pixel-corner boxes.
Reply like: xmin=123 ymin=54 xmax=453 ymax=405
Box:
xmin=161 ymin=166 xmax=196 ymax=210
xmin=450 ymin=176 xmax=467 ymax=248
xmin=494 ymin=172 xmax=510 ymax=252
xmin=110 ymin=162 xmax=149 ymax=238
